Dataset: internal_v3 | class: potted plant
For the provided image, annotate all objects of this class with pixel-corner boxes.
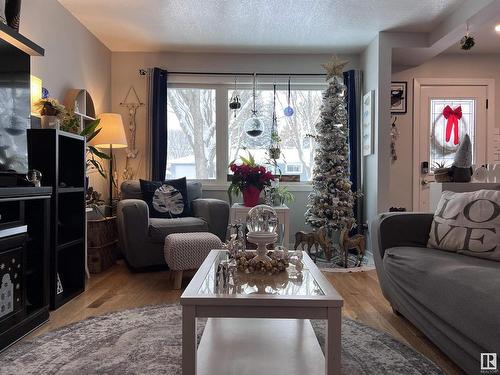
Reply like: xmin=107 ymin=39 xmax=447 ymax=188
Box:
xmin=228 ymin=152 xmax=275 ymax=207
xmin=268 ymin=131 xmax=281 ymax=160
xmin=265 ymin=184 xmax=294 ymax=206
xmin=433 ymin=161 xmax=452 ymax=183
xmin=33 ymin=97 xmax=65 ymax=129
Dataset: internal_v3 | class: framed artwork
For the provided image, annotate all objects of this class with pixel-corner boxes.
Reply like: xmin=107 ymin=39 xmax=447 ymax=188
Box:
xmin=362 ymin=91 xmax=375 ymax=156
xmin=391 ymin=81 xmax=407 ymax=114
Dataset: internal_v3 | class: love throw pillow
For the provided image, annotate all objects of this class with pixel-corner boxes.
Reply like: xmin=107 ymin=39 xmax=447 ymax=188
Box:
xmin=428 ymin=190 xmax=500 ymax=261
xmin=139 ymin=178 xmax=191 ymax=219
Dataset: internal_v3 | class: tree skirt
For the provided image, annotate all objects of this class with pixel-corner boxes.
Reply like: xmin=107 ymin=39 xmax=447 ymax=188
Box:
xmin=312 ymin=248 xmax=376 ymax=272
xmin=0 ymin=304 xmax=442 ymax=375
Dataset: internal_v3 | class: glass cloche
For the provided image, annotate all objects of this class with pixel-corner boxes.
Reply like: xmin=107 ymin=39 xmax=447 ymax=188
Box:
xmin=246 ymin=205 xmax=279 ymax=233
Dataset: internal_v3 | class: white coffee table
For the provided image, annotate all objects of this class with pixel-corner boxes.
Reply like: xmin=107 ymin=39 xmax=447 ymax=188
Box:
xmin=181 ymin=250 xmax=343 ymax=375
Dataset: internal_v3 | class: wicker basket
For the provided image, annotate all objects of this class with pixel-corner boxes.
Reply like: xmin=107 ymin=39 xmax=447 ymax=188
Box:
xmin=87 ymin=217 xmax=118 ymax=274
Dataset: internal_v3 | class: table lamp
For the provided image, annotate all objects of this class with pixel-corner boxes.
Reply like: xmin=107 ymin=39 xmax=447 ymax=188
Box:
xmin=91 ymin=113 xmax=127 ymax=212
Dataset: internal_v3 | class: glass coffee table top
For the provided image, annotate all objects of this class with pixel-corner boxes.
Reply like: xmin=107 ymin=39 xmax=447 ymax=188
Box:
xmin=198 ymin=251 xmax=325 ymax=296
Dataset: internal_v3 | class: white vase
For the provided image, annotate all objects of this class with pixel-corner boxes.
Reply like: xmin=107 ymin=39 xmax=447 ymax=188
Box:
xmin=41 ymin=115 xmax=60 ymax=129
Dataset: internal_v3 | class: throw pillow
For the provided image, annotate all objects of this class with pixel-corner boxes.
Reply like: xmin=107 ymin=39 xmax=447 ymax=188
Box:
xmin=427 ymin=190 xmax=500 ymax=261
xmin=139 ymin=178 xmax=191 ymax=218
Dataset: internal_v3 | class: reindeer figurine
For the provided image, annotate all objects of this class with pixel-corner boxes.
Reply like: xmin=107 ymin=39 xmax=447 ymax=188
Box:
xmin=294 ymin=227 xmax=333 ymax=261
xmin=339 ymin=229 xmax=366 ymax=267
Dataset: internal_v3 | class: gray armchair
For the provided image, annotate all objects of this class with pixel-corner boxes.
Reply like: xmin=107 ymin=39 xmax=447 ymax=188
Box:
xmin=117 ymin=180 xmax=229 ymax=269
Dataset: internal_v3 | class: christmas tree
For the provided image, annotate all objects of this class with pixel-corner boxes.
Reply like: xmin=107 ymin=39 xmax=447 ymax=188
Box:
xmin=305 ymin=57 xmax=357 ymax=257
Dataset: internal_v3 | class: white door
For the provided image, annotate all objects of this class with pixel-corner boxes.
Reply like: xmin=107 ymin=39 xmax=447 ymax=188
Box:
xmin=415 ymin=84 xmax=488 ymax=211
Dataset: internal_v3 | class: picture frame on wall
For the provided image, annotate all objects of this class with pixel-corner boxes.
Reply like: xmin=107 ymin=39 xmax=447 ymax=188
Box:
xmin=391 ymin=81 xmax=407 ymax=114
xmin=362 ymin=90 xmax=375 ymax=156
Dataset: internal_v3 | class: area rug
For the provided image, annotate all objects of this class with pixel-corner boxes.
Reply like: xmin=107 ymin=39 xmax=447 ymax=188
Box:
xmin=0 ymin=304 xmax=442 ymax=375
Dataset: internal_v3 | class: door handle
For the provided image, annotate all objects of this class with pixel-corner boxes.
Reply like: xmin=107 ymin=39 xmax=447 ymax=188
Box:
xmin=421 ymin=178 xmax=431 ymax=186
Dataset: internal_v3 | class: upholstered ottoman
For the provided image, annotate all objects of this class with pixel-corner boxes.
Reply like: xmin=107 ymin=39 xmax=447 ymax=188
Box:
xmin=164 ymin=232 xmax=223 ymax=289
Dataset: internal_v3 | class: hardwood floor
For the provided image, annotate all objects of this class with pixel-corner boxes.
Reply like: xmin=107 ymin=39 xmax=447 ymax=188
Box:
xmin=30 ymin=261 xmax=463 ymax=375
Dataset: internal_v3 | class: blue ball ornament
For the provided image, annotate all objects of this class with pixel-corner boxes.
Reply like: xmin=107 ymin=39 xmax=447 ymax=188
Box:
xmin=284 ymin=106 xmax=294 ymax=117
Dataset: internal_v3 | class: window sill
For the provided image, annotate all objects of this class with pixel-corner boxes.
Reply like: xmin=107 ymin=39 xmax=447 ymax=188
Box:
xmin=201 ymin=182 xmax=313 ymax=192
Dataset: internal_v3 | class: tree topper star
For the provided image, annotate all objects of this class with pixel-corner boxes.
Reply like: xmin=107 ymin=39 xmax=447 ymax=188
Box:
xmin=322 ymin=56 xmax=348 ymax=81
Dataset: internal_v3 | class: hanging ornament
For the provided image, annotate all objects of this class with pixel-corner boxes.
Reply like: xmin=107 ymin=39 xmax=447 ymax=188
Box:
xmin=283 ymin=75 xmax=294 ymax=117
xmin=229 ymin=77 xmax=241 ymax=118
xmin=244 ymin=73 xmax=264 ymax=137
xmin=460 ymin=24 xmax=475 ymax=51
xmin=269 ymin=83 xmax=281 ymax=162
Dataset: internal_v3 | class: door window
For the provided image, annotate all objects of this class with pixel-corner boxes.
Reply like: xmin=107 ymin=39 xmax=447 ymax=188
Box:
xmin=429 ymin=99 xmax=475 ymax=171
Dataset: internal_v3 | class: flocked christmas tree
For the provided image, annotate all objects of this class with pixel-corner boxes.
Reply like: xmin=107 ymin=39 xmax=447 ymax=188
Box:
xmin=305 ymin=57 xmax=357 ymax=250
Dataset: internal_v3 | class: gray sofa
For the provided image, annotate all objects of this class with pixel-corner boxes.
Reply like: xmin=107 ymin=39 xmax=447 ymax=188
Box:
xmin=371 ymin=212 xmax=500 ymax=374
xmin=117 ymin=180 xmax=229 ymax=269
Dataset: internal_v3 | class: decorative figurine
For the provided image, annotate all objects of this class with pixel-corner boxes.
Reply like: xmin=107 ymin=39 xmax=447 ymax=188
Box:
xmin=339 ymin=229 xmax=366 ymax=267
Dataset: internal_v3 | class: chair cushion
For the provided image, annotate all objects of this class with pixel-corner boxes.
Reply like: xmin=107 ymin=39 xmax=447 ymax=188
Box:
xmin=148 ymin=217 xmax=208 ymax=243
xmin=384 ymin=246 xmax=500 ymax=353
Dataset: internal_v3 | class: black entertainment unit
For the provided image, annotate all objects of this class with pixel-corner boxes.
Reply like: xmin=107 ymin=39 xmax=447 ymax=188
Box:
xmin=0 ymin=18 xmax=82 ymax=350
xmin=0 ymin=187 xmax=51 ymax=351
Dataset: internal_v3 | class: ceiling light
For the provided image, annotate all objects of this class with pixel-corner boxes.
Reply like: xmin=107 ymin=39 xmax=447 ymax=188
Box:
xmin=495 ymin=24 xmax=500 ymax=33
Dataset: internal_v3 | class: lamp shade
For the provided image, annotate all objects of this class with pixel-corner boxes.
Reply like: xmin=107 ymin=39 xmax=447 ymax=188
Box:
xmin=30 ymin=75 xmax=42 ymax=116
xmin=92 ymin=113 xmax=128 ymax=149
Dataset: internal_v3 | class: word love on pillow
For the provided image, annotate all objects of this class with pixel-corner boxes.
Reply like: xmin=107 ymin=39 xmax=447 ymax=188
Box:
xmin=428 ymin=190 xmax=500 ymax=261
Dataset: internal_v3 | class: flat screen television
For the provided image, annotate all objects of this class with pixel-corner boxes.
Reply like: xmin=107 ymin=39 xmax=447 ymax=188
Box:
xmin=0 ymin=40 xmax=30 ymax=175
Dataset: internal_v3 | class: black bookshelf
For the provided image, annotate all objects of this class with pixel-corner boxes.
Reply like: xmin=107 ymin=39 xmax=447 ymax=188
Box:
xmin=27 ymin=129 xmax=86 ymax=309
xmin=0 ymin=187 xmax=51 ymax=351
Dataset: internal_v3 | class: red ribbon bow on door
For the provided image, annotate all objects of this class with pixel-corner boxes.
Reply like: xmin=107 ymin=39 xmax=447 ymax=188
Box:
xmin=442 ymin=105 xmax=462 ymax=145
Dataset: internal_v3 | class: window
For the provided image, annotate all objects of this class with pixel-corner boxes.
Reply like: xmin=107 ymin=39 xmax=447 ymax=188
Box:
xmin=167 ymin=88 xmax=216 ymax=179
xmin=429 ymin=99 xmax=475 ymax=171
xmin=228 ymin=89 xmax=323 ymax=181
xmin=165 ymin=83 xmax=324 ymax=183
xmin=286 ymin=164 xmax=303 ymax=173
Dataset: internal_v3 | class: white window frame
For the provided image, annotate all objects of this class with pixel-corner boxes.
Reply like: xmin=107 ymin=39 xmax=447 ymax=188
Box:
xmin=167 ymin=81 xmax=326 ymax=191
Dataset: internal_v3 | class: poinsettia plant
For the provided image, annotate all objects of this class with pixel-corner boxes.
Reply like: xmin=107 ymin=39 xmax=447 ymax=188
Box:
xmin=228 ymin=152 xmax=275 ymax=202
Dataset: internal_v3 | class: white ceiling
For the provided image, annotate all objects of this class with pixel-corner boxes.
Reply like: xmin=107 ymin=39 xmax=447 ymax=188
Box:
xmin=444 ymin=16 xmax=500 ymax=53
xmin=58 ymin=0 xmax=465 ymax=53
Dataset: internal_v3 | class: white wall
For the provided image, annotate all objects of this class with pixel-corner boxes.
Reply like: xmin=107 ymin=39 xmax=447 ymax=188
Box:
xmin=391 ymin=53 xmax=500 ymax=210
xmin=359 ymin=34 xmax=393 ymax=230
xmin=20 ymin=0 xmax=112 ymax=194
xmin=110 ymin=51 xmax=361 ymax=242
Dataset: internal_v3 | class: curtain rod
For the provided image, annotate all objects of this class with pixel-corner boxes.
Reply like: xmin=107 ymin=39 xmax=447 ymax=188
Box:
xmin=139 ymin=69 xmax=325 ymax=77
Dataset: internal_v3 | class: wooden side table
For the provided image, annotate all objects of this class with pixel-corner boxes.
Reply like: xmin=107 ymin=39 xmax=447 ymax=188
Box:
xmin=230 ymin=203 xmax=290 ymax=248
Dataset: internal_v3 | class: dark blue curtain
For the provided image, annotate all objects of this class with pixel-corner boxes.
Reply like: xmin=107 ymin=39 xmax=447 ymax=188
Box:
xmin=150 ymin=68 xmax=168 ymax=180
xmin=343 ymin=70 xmax=363 ymax=231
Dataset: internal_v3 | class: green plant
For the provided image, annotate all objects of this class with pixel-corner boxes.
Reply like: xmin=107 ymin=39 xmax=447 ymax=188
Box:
xmin=270 ymin=185 xmax=294 ymax=205
xmin=60 ymin=110 xmax=81 ymax=133
xmin=433 ymin=161 xmax=449 ymax=170
xmin=81 ymin=119 xmax=111 ymax=179
xmin=270 ymin=131 xmax=281 ymax=144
